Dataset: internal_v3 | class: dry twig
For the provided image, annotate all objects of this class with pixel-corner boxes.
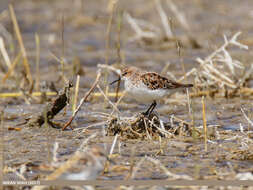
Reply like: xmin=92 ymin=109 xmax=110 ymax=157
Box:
xmin=62 ymin=70 xmax=101 ymax=130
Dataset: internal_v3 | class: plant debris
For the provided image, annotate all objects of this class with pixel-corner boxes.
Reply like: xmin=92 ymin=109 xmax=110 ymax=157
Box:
xmin=106 ymin=112 xmax=194 ymax=139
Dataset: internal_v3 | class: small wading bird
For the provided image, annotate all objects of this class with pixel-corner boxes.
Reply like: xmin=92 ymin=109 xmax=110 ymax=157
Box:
xmin=110 ymin=66 xmax=193 ymax=116
xmin=35 ymin=147 xmax=108 ymax=180
xmin=29 ymin=147 xmax=109 ymax=190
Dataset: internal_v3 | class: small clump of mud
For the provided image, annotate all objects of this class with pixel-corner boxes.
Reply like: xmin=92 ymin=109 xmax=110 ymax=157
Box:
xmin=106 ymin=112 xmax=194 ymax=139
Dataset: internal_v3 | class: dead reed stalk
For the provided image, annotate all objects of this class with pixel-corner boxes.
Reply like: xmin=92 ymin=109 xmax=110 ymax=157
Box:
xmin=72 ymin=75 xmax=80 ymax=113
xmin=35 ymin=33 xmax=40 ymax=91
xmin=104 ymin=0 xmax=118 ymax=104
xmin=1 ymin=51 xmax=21 ymax=83
xmin=9 ymin=4 xmax=32 ymax=84
xmin=0 ymin=37 xmax=12 ymax=68
xmin=201 ymin=96 xmax=207 ymax=151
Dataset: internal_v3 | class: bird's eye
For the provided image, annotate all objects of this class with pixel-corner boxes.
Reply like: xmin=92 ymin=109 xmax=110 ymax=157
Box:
xmin=122 ymin=72 xmax=127 ymax=76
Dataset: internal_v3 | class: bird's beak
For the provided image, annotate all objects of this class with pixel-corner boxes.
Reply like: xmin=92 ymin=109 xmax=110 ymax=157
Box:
xmin=110 ymin=77 xmax=121 ymax=85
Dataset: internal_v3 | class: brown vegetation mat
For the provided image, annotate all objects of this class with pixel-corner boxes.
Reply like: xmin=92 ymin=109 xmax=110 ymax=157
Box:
xmin=106 ymin=113 xmax=195 ymax=140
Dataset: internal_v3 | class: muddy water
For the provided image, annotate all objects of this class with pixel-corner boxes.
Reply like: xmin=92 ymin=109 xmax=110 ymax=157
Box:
xmin=1 ymin=0 xmax=253 ymax=185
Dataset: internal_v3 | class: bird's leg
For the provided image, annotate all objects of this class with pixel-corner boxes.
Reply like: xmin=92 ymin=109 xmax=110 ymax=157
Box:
xmin=148 ymin=100 xmax=157 ymax=116
xmin=143 ymin=100 xmax=157 ymax=116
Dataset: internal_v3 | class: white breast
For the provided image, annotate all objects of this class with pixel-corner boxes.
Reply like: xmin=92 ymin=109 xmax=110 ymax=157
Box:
xmin=124 ymin=79 xmax=168 ymax=103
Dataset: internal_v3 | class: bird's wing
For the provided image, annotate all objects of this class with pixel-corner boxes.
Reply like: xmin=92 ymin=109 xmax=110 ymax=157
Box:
xmin=141 ymin=72 xmax=193 ymax=90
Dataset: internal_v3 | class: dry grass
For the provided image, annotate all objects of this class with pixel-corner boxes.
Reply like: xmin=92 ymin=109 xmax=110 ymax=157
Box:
xmin=185 ymin=32 xmax=250 ymax=97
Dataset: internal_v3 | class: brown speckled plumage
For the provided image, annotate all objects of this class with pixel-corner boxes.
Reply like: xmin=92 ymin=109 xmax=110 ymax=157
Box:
xmin=121 ymin=66 xmax=193 ymax=90
xmin=141 ymin=72 xmax=193 ymax=90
